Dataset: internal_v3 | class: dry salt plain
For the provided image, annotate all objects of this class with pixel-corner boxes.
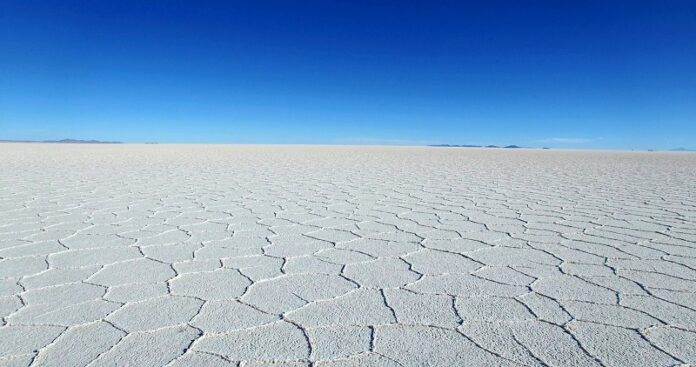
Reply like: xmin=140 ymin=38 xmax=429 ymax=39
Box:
xmin=1 ymin=143 xmax=695 ymax=367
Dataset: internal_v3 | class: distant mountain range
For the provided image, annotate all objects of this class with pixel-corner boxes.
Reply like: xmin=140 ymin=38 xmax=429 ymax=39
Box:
xmin=0 ymin=139 xmax=691 ymax=150
xmin=430 ymin=144 xmax=522 ymax=149
xmin=0 ymin=139 xmax=122 ymax=144
xmin=431 ymin=144 xmax=695 ymax=151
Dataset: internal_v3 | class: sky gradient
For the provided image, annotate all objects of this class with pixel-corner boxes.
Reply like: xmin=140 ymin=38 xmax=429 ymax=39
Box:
xmin=1 ymin=1 xmax=695 ymax=149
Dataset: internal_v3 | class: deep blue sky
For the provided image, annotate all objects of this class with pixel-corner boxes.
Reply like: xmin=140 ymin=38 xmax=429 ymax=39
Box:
xmin=1 ymin=1 xmax=695 ymax=148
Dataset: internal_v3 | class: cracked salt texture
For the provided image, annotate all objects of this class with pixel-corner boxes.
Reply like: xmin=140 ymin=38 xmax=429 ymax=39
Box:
xmin=1 ymin=144 xmax=695 ymax=366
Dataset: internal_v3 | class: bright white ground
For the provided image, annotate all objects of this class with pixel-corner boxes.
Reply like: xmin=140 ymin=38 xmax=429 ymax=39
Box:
xmin=1 ymin=144 xmax=695 ymax=366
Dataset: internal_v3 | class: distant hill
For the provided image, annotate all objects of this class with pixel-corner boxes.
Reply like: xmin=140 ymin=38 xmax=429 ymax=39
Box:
xmin=430 ymin=144 xmax=482 ymax=148
xmin=670 ymin=147 xmax=694 ymax=152
xmin=430 ymin=144 xmax=525 ymax=149
xmin=0 ymin=139 xmax=122 ymax=144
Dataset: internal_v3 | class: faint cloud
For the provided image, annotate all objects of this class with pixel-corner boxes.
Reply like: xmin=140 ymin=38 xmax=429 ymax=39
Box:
xmin=537 ymin=137 xmax=595 ymax=144
xmin=333 ymin=137 xmax=433 ymax=146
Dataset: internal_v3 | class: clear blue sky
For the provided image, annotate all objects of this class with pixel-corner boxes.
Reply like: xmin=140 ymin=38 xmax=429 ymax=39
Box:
xmin=1 ymin=1 xmax=694 ymax=149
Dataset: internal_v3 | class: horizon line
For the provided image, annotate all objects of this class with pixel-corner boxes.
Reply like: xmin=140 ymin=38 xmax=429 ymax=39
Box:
xmin=1 ymin=139 xmax=693 ymax=152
